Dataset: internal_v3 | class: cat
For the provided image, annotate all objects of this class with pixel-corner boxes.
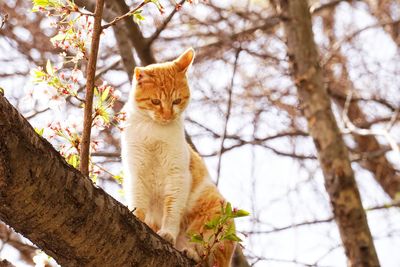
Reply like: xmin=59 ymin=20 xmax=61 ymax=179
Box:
xmin=121 ymin=48 xmax=236 ymax=267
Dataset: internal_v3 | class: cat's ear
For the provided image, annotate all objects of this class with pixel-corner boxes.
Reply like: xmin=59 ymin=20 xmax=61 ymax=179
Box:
xmin=134 ymin=67 xmax=144 ymax=81
xmin=174 ymin=48 xmax=195 ymax=72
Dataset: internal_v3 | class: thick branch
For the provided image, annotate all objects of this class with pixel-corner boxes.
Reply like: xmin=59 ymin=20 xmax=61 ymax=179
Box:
xmin=0 ymin=94 xmax=193 ymax=266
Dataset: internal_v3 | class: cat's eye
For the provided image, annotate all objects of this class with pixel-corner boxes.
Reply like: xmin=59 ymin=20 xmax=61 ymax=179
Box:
xmin=151 ymin=99 xmax=161 ymax=105
xmin=172 ymin=98 xmax=182 ymax=105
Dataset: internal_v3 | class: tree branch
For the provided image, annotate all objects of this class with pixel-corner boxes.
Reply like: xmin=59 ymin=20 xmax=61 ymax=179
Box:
xmin=216 ymin=48 xmax=241 ymax=186
xmin=101 ymin=1 xmax=147 ymax=30
xmin=0 ymin=94 xmax=193 ymax=266
xmin=80 ymin=0 xmax=105 ymax=176
xmin=148 ymin=0 xmax=186 ymax=45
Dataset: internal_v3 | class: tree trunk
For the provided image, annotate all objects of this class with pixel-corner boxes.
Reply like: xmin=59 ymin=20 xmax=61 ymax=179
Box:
xmin=0 ymin=94 xmax=193 ymax=266
xmin=277 ymin=0 xmax=380 ymax=266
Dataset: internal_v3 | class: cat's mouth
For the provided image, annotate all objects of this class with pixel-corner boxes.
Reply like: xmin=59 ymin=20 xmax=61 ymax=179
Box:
xmin=157 ymin=118 xmax=175 ymax=125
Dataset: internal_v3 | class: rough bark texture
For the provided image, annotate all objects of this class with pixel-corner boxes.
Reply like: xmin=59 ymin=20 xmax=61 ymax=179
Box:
xmin=322 ymin=14 xmax=400 ymax=200
xmin=278 ymin=0 xmax=380 ymax=266
xmin=0 ymin=95 xmax=193 ymax=266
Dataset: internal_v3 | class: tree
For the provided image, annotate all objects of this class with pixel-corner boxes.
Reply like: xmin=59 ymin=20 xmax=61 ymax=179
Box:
xmin=276 ymin=0 xmax=379 ymax=265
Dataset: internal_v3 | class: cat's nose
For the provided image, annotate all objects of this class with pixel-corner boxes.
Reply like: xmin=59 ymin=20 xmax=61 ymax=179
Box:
xmin=162 ymin=110 xmax=172 ymax=120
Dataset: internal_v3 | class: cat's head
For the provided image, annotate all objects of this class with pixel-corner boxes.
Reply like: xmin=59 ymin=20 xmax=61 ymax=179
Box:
xmin=133 ymin=48 xmax=195 ymax=124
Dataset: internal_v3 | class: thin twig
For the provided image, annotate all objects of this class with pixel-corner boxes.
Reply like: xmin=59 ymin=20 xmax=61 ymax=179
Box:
xmin=243 ymin=217 xmax=334 ymax=235
xmin=365 ymin=201 xmax=400 ymax=211
xmin=0 ymin=13 xmax=8 ymax=29
xmin=92 ymin=151 xmax=121 ymax=157
xmin=80 ymin=0 xmax=105 ymax=176
xmin=101 ymin=1 xmax=148 ymax=30
xmin=323 ymin=19 xmax=400 ymax=66
xmin=341 ymin=92 xmax=400 ymax=164
xmin=26 ymin=107 xmax=50 ymax=120
xmin=148 ymin=0 xmax=186 ymax=45
xmin=216 ymin=48 xmax=241 ymax=186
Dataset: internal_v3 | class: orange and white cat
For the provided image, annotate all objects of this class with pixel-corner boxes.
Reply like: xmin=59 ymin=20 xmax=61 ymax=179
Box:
xmin=121 ymin=48 xmax=236 ymax=266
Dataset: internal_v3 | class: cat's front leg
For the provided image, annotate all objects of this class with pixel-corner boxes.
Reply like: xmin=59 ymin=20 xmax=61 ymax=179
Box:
xmin=158 ymin=171 xmax=190 ymax=245
xmin=122 ymin=149 xmax=151 ymax=224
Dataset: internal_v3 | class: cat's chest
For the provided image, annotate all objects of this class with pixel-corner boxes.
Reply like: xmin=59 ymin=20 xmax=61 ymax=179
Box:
xmin=122 ymin=114 xmax=190 ymax=166
xmin=126 ymin=115 xmax=183 ymax=143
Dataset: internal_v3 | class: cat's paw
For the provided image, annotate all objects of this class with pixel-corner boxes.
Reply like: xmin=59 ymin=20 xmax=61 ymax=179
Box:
xmin=182 ymin=247 xmax=201 ymax=263
xmin=157 ymin=230 xmax=176 ymax=245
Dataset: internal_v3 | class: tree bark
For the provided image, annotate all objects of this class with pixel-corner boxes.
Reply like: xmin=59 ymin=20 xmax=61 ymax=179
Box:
xmin=277 ymin=0 xmax=380 ymax=266
xmin=0 ymin=94 xmax=193 ymax=266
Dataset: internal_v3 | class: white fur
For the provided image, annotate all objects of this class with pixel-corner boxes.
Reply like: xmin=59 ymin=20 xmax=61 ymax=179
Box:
xmin=121 ymin=88 xmax=192 ymax=244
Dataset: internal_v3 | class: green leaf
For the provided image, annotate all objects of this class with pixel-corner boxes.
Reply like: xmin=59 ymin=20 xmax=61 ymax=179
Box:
xmin=67 ymin=154 xmax=79 ymax=168
xmin=34 ymin=128 xmax=44 ymax=136
xmin=0 ymin=87 xmax=4 ymax=96
xmin=205 ymin=217 xmax=220 ymax=230
xmin=233 ymin=209 xmax=250 ymax=218
xmin=101 ymin=87 xmax=110 ymax=101
xmin=113 ymin=174 xmax=123 ymax=184
xmin=225 ymin=202 xmax=232 ymax=217
xmin=225 ymin=222 xmax=236 ymax=236
xmin=32 ymin=0 xmax=50 ymax=11
xmin=31 ymin=69 xmax=46 ymax=82
xmin=222 ymin=233 xmax=242 ymax=242
xmin=46 ymin=60 xmax=54 ymax=75
xmin=91 ymin=173 xmax=98 ymax=183
xmin=32 ymin=0 xmax=63 ymax=11
xmin=132 ymin=10 xmax=145 ymax=24
xmin=190 ymin=234 xmax=204 ymax=243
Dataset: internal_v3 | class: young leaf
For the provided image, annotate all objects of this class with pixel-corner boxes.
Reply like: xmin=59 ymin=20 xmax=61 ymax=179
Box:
xmin=46 ymin=60 xmax=54 ymax=75
xmin=133 ymin=10 xmax=145 ymax=24
xmin=225 ymin=202 xmax=232 ymax=217
xmin=190 ymin=234 xmax=204 ymax=243
xmin=101 ymin=87 xmax=110 ymax=101
xmin=34 ymin=128 xmax=44 ymax=136
xmin=233 ymin=209 xmax=250 ymax=218
xmin=205 ymin=217 xmax=220 ymax=230
xmin=225 ymin=222 xmax=235 ymax=236
xmin=113 ymin=174 xmax=123 ymax=184
xmin=222 ymin=233 xmax=242 ymax=242
xmin=66 ymin=154 xmax=79 ymax=168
